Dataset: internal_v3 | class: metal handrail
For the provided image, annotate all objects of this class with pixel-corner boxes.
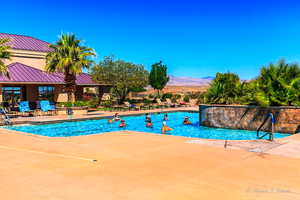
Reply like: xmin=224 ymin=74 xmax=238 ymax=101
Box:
xmin=0 ymin=108 xmax=13 ymax=125
xmin=257 ymin=113 xmax=275 ymax=141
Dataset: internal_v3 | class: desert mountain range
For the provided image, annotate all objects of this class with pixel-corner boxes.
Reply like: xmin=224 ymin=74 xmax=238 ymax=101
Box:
xmin=167 ymin=75 xmax=214 ymax=86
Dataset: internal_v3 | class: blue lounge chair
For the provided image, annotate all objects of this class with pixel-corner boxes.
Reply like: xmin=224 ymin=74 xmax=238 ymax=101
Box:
xmin=40 ymin=100 xmax=56 ymax=115
xmin=19 ymin=101 xmax=33 ymax=116
xmin=19 ymin=101 xmax=31 ymax=112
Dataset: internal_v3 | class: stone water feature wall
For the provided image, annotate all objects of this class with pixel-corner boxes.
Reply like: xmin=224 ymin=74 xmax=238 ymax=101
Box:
xmin=199 ymin=105 xmax=300 ymax=134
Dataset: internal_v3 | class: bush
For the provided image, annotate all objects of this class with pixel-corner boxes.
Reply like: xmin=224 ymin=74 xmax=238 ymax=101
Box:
xmin=58 ymin=101 xmax=89 ymax=107
xmin=128 ymin=99 xmax=140 ymax=104
xmin=173 ymin=94 xmax=182 ymax=100
xmin=161 ymin=93 xmax=173 ymax=101
xmin=183 ymin=95 xmax=190 ymax=103
xmin=87 ymin=97 xmax=100 ymax=108
xmin=142 ymin=98 xmax=152 ymax=105
xmin=196 ymin=93 xmax=206 ymax=104
xmin=148 ymin=94 xmax=154 ymax=99
xmin=203 ymin=59 xmax=300 ymax=106
xmin=100 ymin=100 xmax=113 ymax=107
xmin=189 ymin=92 xmax=203 ymax=99
xmin=205 ymin=72 xmax=241 ymax=104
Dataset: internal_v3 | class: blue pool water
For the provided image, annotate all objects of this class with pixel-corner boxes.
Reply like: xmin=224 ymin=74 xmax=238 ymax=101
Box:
xmin=5 ymin=112 xmax=290 ymax=140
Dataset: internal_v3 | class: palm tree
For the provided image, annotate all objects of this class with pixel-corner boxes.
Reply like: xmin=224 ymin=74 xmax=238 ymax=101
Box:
xmin=46 ymin=34 xmax=95 ymax=102
xmin=0 ymin=38 xmax=11 ymax=75
xmin=256 ymin=59 xmax=300 ymax=106
xmin=205 ymin=72 xmax=241 ymax=104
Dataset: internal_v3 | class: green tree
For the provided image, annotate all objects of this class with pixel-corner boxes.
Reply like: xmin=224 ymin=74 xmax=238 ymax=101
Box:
xmin=205 ymin=72 xmax=241 ymax=104
xmin=0 ymin=38 xmax=11 ymax=75
xmin=149 ymin=61 xmax=169 ymax=97
xmin=91 ymin=56 xmax=149 ymax=104
xmin=46 ymin=34 xmax=95 ymax=102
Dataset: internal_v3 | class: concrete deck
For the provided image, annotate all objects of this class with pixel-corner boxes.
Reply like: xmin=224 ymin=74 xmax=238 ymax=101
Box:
xmin=8 ymin=106 xmax=199 ymax=124
xmin=0 ymin=124 xmax=300 ymax=199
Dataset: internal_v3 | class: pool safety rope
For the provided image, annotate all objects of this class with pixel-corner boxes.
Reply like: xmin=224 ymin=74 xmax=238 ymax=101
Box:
xmin=0 ymin=144 xmax=98 ymax=163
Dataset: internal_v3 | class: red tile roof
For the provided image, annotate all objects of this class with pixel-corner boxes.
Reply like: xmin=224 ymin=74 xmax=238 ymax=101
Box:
xmin=0 ymin=33 xmax=53 ymax=52
xmin=0 ymin=63 xmax=100 ymax=85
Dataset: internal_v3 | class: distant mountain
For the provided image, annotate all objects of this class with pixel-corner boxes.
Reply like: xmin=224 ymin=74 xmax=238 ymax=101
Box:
xmin=167 ymin=75 xmax=213 ymax=86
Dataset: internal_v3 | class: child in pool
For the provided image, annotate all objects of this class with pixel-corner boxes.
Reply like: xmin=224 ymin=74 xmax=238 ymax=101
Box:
xmin=113 ymin=113 xmax=121 ymax=121
xmin=145 ymin=113 xmax=151 ymax=122
xmin=161 ymin=120 xmax=173 ymax=134
xmin=163 ymin=113 xmax=168 ymax=121
xmin=119 ymin=120 xmax=126 ymax=128
xmin=183 ymin=117 xmax=192 ymax=125
xmin=146 ymin=119 xmax=153 ymax=128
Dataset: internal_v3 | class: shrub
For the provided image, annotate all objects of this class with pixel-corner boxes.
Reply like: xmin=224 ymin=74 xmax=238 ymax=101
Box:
xmin=58 ymin=101 xmax=89 ymax=107
xmin=183 ymin=95 xmax=190 ymax=103
xmin=148 ymin=94 xmax=154 ymax=98
xmin=101 ymin=100 xmax=113 ymax=107
xmin=189 ymin=92 xmax=203 ymax=99
xmin=87 ymin=97 xmax=100 ymax=108
xmin=161 ymin=93 xmax=173 ymax=101
xmin=254 ymin=59 xmax=300 ymax=106
xmin=142 ymin=98 xmax=152 ymax=105
xmin=205 ymin=72 xmax=241 ymax=104
xmin=196 ymin=93 xmax=206 ymax=104
xmin=173 ymin=94 xmax=182 ymax=100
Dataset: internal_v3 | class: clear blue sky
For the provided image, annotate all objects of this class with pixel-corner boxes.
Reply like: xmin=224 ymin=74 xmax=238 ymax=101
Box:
xmin=2 ymin=0 xmax=300 ymax=79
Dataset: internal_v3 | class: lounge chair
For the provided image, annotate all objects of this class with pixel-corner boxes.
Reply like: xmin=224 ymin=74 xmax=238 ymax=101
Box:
xmin=124 ymin=101 xmax=140 ymax=111
xmin=40 ymin=100 xmax=56 ymax=115
xmin=19 ymin=101 xmax=33 ymax=116
xmin=177 ymin=100 xmax=190 ymax=107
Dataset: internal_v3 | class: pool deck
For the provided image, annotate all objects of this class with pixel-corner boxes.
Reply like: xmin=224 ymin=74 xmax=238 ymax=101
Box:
xmin=0 ymin=107 xmax=300 ymax=200
xmin=8 ymin=106 xmax=199 ymax=124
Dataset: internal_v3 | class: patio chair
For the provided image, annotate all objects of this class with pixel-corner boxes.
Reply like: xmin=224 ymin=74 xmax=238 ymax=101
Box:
xmin=40 ymin=100 xmax=57 ymax=115
xmin=124 ymin=101 xmax=140 ymax=111
xmin=19 ymin=101 xmax=33 ymax=116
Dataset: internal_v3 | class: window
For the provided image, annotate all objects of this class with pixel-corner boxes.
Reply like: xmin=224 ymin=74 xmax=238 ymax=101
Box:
xmin=2 ymin=87 xmax=22 ymax=106
xmin=38 ymin=86 xmax=55 ymax=101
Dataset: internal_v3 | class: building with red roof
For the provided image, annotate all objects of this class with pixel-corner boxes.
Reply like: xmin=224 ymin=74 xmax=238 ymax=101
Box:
xmin=0 ymin=33 xmax=109 ymax=106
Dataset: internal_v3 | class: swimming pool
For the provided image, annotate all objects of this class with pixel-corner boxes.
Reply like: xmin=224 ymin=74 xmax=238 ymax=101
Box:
xmin=5 ymin=112 xmax=290 ymax=140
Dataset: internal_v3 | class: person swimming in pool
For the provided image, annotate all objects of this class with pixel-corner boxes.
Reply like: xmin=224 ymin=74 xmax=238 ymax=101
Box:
xmin=146 ymin=118 xmax=153 ymax=128
xmin=108 ymin=118 xmax=113 ymax=123
xmin=119 ymin=120 xmax=126 ymax=128
xmin=113 ymin=113 xmax=121 ymax=121
xmin=183 ymin=116 xmax=192 ymax=125
xmin=145 ymin=113 xmax=151 ymax=122
xmin=161 ymin=120 xmax=173 ymax=134
xmin=163 ymin=113 xmax=168 ymax=121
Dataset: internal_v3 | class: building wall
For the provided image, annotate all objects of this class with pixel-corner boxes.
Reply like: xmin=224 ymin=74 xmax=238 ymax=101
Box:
xmin=54 ymin=85 xmax=68 ymax=102
xmin=25 ymin=85 xmax=38 ymax=102
xmin=199 ymin=105 xmax=300 ymax=134
xmin=4 ymin=49 xmax=47 ymax=71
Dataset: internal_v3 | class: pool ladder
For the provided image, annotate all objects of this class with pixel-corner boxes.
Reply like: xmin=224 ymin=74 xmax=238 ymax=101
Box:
xmin=256 ymin=113 xmax=274 ymax=141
